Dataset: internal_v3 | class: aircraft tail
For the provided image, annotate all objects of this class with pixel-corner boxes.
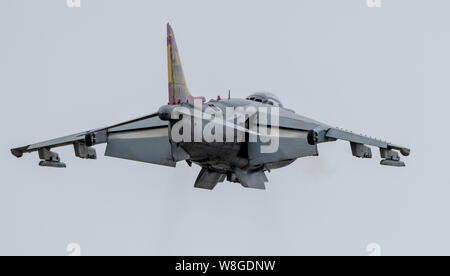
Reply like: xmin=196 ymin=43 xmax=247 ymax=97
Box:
xmin=167 ymin=23 xmax=205 ymax=105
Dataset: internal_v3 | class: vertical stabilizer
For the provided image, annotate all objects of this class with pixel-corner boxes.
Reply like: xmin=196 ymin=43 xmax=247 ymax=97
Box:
xmin=167 ymin=24 xmax=205 ymax=105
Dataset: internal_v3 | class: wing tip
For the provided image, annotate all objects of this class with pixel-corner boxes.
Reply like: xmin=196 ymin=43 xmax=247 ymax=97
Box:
xmin=388 ymin=144 xmax=411 ymax=157
xmin=11 ymin=146 xmax=29 ymax=158
xmin=400 ymin=147 xmax=410 ymax=157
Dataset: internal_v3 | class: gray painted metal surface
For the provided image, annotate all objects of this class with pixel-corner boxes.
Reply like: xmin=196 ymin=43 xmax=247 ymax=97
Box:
xmin=105 ymin=128 xmax=175 ymax=167
xmin=10 ymin=24 xmax=411 ymax=190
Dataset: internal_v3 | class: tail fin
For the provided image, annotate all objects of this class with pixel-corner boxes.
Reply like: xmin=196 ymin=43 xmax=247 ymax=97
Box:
xmin=167 ymin=23 xmax=205 ymax=105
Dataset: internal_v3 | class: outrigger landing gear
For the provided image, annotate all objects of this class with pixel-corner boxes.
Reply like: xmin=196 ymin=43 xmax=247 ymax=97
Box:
xmin=380 ymin=148 xmax=405 ymax=167
xmin=38 ymin=148 xmax=66 ymax=168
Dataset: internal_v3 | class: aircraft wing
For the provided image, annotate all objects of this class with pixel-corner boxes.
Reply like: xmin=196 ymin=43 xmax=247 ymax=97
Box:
xmin=10 ymin=113 xmax=181 ymax=168
xmin=323 ymin=127 xmax=410 ymax=166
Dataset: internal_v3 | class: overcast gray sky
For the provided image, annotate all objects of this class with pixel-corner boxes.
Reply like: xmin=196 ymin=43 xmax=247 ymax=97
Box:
xmin=1 ymin=0 xmax=449 ymax=255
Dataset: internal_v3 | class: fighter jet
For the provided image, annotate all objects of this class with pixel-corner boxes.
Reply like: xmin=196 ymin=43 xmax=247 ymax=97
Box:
xmin=10 ymin=24 xmax=410 ymax=190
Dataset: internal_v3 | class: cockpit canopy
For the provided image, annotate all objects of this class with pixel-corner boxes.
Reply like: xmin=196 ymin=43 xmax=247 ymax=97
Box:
xmin=246 ymin=92 xmax=283 ymax=107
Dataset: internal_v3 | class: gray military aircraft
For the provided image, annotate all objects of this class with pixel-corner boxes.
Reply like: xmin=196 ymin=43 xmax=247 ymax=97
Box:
xmin=11 ymin=24 xmax=410 ymax=190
